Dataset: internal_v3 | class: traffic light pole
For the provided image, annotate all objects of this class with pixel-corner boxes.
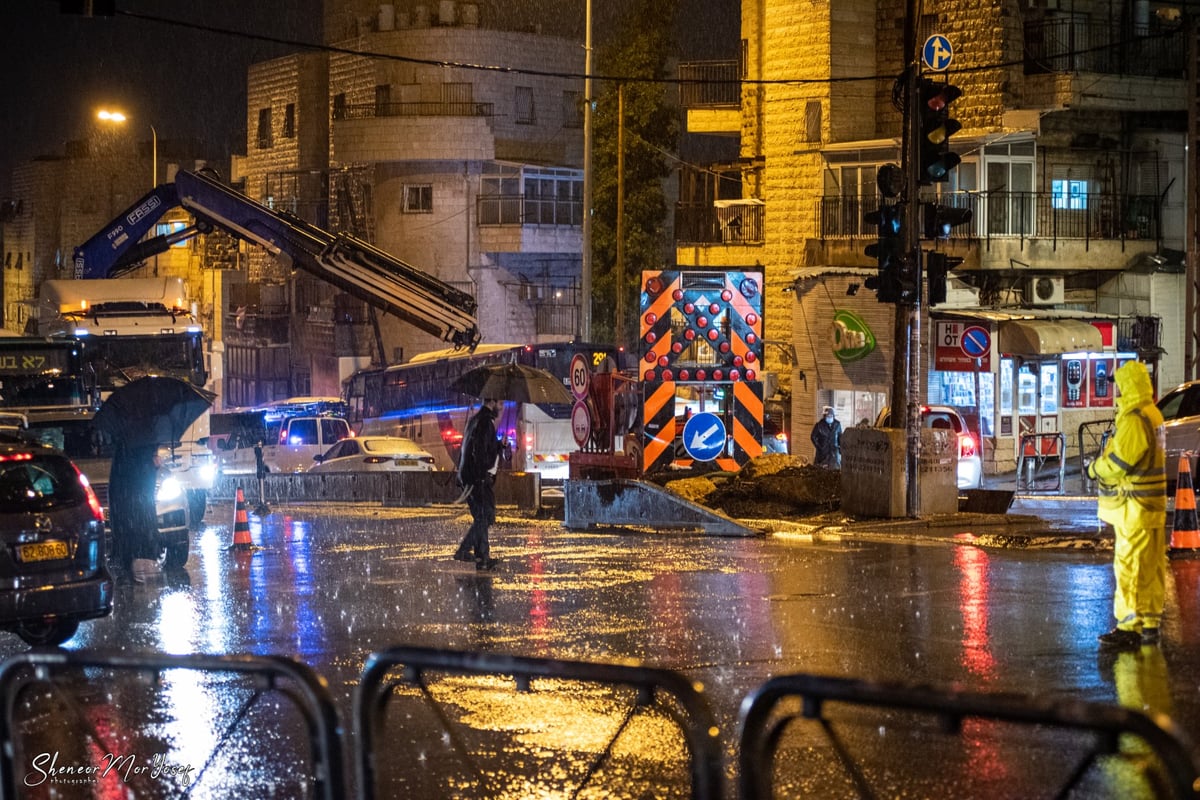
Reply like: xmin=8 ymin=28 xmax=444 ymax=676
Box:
xmin=898 ymin=0 xmax=922 ymax=517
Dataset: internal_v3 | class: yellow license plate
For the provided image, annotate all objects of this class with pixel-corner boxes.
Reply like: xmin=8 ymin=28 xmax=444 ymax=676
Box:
xmin=394 ymin=459 xmax=417 ymax=466
xmin=17 ymin=541 xmax=69 ymax=563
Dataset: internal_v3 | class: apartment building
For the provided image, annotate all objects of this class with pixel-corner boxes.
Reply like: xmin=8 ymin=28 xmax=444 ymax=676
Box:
xmin=677 ymin=0 xmax=1191 ymax=474
xmin=231 ymin=0 xmax=586 ymax=404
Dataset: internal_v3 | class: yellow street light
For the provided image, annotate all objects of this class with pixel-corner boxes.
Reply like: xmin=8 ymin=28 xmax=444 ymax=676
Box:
xmin=96 ymin=108 xmax=156 ymax=187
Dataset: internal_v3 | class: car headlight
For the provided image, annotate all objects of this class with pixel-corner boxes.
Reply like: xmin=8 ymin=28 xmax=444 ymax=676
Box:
xmin=199 ymin=463 xmax=218 ymax=482
xmin=156 ymin=475 xmax=184 ymax=503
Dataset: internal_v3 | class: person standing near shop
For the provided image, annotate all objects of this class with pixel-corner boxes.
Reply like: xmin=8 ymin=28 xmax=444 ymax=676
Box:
xmin=1086 ymin=361 xmax=1168 ymax=649
xmin=454 ymin=398 xmax=502 ymax=571
xmin=810 ymin=406 xmax=842 ymax=469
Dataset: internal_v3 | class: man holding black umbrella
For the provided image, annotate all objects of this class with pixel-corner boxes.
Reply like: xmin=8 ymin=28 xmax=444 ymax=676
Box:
xmin=454 ymin=398 xmax=502 ymax=571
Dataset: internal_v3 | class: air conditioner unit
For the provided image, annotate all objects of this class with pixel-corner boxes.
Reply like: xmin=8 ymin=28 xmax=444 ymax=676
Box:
xmin=1026 ymin=276 xmax=1064 ymax=305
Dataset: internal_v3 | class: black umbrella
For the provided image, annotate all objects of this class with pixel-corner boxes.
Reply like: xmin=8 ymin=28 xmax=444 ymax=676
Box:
xmin=94 ymin=376 xmax=216 ymax=449
xmin=449 ymin=363 xmax=573 ymax=405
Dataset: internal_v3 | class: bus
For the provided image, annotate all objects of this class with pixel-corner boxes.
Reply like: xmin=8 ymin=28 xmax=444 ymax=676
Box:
xmin=344 ymin=343 xmax=619 ymax=480
xmin=0 ymin=336 xmax=96 ymax=413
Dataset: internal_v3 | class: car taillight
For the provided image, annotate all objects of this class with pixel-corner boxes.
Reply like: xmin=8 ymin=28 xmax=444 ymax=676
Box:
xmin=363 ymin=456 xmax=389 ymax=464
xmin=525 ymin=433 xmax=534 ymax=452
xmin=958 ymin=433 xmax=978 ymax=458
xmin=78 ymin=472 xmax=104 ymax=522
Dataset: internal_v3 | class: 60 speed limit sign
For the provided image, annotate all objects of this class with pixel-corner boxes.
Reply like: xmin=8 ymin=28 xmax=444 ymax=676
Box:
xmin=569 ymin=353 xmax=590 ymax=400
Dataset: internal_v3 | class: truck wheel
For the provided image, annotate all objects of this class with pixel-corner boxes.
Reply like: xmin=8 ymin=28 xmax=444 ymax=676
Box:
xmin=187 ymin=489 xmax=207 ymax=528
xmin=164 ymin=540 xmax=189 ymax=570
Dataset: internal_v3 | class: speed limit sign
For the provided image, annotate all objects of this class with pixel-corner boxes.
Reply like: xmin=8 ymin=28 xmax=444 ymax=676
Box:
xmin=569 ymin=353 xmax=590 ymax=400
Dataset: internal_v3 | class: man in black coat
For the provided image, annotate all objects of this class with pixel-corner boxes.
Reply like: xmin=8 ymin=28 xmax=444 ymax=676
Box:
xmin=810 ymin=406 xmax=842 ymax=469
xmin=454 ymin=398 xmax=502 ymax=570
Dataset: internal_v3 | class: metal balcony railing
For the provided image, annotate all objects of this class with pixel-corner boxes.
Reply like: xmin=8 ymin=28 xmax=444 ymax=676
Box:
xmin=675 ymin=202 xmax=765 ymax=244
xmin=817 ymin=191 xmax=1161 ymax=246
xmin=678 ymin=59 xmax=741 ymax=108
xmin=1024 ymin=18 xmax=1186 ymax=78
xmin=334 ymin=101 xmax=495 ymax=121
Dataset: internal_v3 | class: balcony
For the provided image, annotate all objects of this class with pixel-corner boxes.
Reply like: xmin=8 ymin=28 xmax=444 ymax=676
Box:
xmin=1024 ymin=18 xmax=1186 ymax=78
xmin=676 ymin=201 xmax=765 ymax=245
xmin=678 ymin=60 xmax=741 ymax=109
xmin=333 ymin=101 xmax=495 ymax=120
xmin=818 ymin=191 xmax=1161 ymax=248
xmin=477 ymin=194 xmax=581 ymax=227
xmin=678 ymin=59 xmax=742 ymax=135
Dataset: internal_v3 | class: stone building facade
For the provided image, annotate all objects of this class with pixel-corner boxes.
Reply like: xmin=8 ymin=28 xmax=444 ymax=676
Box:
xmin=678 ymin=0 xmax=1190 ymax=475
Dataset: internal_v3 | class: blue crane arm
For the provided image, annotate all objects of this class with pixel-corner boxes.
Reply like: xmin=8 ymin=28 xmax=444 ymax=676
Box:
xmin=72 ymin=170 xmax=480 ymax=350
xmin=72 ymin=184 xmax=186 ymax=279
xmin=173 ymin=170 xmax=480 ymax=350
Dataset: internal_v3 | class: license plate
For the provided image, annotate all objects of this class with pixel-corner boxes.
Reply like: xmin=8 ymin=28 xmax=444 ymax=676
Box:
xmin=17 ymin=540 xmax=69 ymax=563
xmin=394 ymin=459 xmax=417 ymax=467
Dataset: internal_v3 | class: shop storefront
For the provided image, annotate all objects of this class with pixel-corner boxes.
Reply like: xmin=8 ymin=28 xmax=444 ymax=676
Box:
xmin=930 ymin=311 xmax=1133 ymax=473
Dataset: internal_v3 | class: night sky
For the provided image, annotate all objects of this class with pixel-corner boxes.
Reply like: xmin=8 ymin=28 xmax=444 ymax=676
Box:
xmin=1 ymin=0 xmax=738 ymax=197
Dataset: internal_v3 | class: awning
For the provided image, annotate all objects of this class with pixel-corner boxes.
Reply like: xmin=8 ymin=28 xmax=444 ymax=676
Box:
xmin=999 ymin=319 xmax=1102 ymax=355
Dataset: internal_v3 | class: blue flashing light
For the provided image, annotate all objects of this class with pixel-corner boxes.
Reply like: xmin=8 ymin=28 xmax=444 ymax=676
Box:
xmin=73 ymin=328 xmax=90 ymax=336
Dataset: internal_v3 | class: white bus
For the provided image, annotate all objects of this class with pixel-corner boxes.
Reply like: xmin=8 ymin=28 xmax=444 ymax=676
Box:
xmin=343 ymin=343 xmax=619 ymax=481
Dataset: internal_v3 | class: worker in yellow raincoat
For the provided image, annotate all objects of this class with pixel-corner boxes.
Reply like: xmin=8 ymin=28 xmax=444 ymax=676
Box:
xmin=1086 ymin=360 xmax=1167 ymax=650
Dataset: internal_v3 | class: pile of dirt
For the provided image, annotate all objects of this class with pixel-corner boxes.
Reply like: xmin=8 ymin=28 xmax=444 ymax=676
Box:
xmin=661 ymin=455 xmax=841 ymax=519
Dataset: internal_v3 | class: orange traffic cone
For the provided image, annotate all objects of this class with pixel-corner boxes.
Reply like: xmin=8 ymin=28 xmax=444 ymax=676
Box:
xmin=1170 ymin=455 xmax=1200 ymax=554
xmin=232 ymin=487 xmax=253 ymax=551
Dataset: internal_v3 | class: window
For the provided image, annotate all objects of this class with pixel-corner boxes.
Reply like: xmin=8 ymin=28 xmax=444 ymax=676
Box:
xmin=403 ymin=184 xmax=433 ymax=213
xmin=283 ymin=103 xmax=295 ymax=138
xmin=375 ymin=84 xmax=391 ymax=116
xmin=1051 ymin=179 xmax=1088 ymax=210
xmin=515 ymin=86 xmax=535 ymax=124
xmin=155 ymin=221 xmax=190 ymax=248
xmin=804 ymin=101 xmax=821 ymax=143
xmin=333 ymin=93 xmax=346 ymax=120
xmin=256 ymin=108 xmax=273 ymax=149
xmin=562 ymin=90 xmax=583 ymax=128
xmin=479 ymin=165 xmax=582 ymax=226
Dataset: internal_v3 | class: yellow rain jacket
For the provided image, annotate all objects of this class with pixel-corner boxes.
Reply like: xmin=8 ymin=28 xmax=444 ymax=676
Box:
xmin=1088 ymin=361 xmax=1166 ymax=524
xmin=1087 ymin=360 xmax=1167 ymax=632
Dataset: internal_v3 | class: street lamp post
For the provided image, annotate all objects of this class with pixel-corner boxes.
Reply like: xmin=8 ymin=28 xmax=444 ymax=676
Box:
xmin=97 ymin=109 xmax=155 ymax=188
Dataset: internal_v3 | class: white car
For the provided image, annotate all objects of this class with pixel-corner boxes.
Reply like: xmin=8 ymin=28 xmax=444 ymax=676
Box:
xmin=874 ymin=405 xmax=983 ymax=490
xmin=309 ymin=436 xmax=436 ymax=473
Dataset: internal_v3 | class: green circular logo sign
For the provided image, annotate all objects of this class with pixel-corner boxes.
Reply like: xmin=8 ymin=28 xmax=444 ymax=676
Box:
xmin=831 ymin=310 xmax=876 ymax=363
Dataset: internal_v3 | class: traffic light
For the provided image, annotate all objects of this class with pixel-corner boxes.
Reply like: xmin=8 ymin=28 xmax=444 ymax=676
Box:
xmin=926 ymin=251 xmax=964 ymax=306
xmin=922 ymin=202 xmax=973 ymax=239
xmin=863 ymin=203 xmax=915 ymax=303
xmin=917 ymin=78 xmax=962 ymax=184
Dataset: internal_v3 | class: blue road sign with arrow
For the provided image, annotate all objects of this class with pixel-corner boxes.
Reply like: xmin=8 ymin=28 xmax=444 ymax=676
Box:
xmin=923 ymin=34 xmax=953 ymax=71
xmin=682 ymin=412 xmax=727 ymax=462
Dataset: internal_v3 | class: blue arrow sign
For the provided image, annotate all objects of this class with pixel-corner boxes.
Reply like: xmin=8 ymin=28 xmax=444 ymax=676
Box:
xmin=682 ymin=412 xmax=727 ymax=462
xmin=923 ymin=35 xmax=953 ymax=72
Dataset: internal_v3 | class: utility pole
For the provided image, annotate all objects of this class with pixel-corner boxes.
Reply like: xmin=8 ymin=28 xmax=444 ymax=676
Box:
xmin=616 ymin=84 xmax=626 ymax=349
xmin=899 ymin=0 xmax=922 ymax=517
xmin=581 ymin=0 xmax=594 ymax=342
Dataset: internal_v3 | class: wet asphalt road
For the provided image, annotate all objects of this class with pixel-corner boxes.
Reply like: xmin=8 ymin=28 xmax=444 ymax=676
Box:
xmin=1 ymin=501 xmax=1197 ymax=798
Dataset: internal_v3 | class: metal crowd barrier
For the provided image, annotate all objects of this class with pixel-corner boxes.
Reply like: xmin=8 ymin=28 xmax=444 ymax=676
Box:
xmin=738 ymin=673 xmax=1200 ymax=800
xmin=0 ymin=651 xmax=344 ymax=800
xmin=1078 ymin=419 xmax=1115 ymax=493
xmin=1017 ymin=431 xmax=1067 ymax=493
xmin=355 ymin=645 xmax=725 ymax=800
xmin=3 ymin=649 xmax=1197 ymax=798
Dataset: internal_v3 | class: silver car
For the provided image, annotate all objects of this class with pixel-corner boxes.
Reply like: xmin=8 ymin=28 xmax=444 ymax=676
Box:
xmin=310 ymin=436 xmax=436 ymax=473
xmin=1156 ymin=380 xmax=1200 ymax=488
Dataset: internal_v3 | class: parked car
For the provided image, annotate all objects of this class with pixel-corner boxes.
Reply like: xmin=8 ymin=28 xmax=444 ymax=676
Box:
xmin=874 ymin=405 xmax=983 ymax=490
xmin=0 ymin=442 xmax=113 ymax=646
xmin=310 ymin=436 xmax=436 ymax=473
xmin=1156 ymin=379 xmax=1200 ymax=488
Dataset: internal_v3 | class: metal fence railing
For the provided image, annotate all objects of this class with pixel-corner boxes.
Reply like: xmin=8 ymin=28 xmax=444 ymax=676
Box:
xmin=2 ymin=648 xmax=1196 ymax=798
xmin=355 ymin=646 xmax=725 ymax=800
xmin=738 ymin=672 xmax=1200 ymax=800
xmin=0 ymin=651 xmax=345 ymax=800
